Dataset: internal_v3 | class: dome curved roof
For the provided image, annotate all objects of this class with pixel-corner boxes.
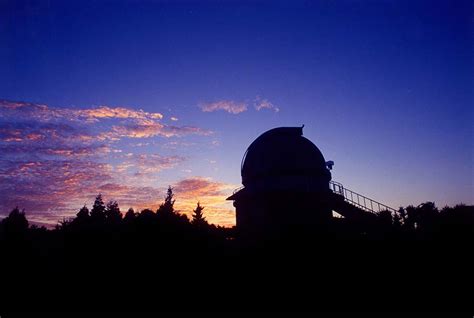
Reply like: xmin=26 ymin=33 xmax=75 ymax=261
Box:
xmin=241 ymin=126 xmax=329 ymax=185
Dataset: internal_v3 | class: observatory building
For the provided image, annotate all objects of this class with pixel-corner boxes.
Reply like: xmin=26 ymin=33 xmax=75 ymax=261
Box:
xmin=227 ymin=126 xmax=334 ymax=239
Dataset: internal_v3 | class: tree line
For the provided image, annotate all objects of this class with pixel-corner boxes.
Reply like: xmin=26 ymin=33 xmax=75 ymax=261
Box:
xmin=0 ymin=189 xmax=472 ymax=312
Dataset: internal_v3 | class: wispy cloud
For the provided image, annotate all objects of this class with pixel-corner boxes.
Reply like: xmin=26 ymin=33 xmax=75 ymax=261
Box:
xmin=254 ymin=96 xmax=279 ymax=112
xmin=96 ymin=183 xmax=162 ymax=212
xmin=116 ymin=153 xmax=185 ymax=174
xmin=199 ymin=100 xmax=248 ymax=114
xmin=199 ymin=97 xmax=279 ymax=114
xmin=0 ymin=100 xmax=209 ymax=141
xmin=174 ymin=176 xmax=233 ymax=197
xmin=0 ymin=159 xmax=114 ymax=216
xmin=0 ymin=99 xmax=221 ymax=225
xmin=173 ymin=177 xmax=237 ymax=226
xmin=100 ymin=121 xmax=211 ymax=140
xmin=0 ymin=100 xmax=164 ymax=122
xmin=75 ymin=106 xmax=163 ymax=122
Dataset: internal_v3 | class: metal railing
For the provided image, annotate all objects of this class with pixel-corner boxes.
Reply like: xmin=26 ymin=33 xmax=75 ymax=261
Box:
xmin=330 ymin=180 xmax=397 ymax=215
xmin=231 ymin=180 xmax=398 ymax=216
xmin=232 ymin=185 xmax=245 ymax=194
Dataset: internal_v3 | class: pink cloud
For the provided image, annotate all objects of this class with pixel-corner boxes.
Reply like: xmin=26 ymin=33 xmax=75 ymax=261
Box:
xmin=0 ymin=99 xmax=210 ymax=142
xmin=199 ymin=100 xmax=248 ymax=114
xmin=100 ymin=122 xmax=212 ymax=140
xmin=0 ymin=99 xmax=218 ymax=226
xmin=254 ymin=96 xmax=279 ymax=112
xmin=173 ymin=177 xmax=237 ymax=226
xmin=75 ymin=106 xmax=163 ymax=122
xmin=116 ymin=153 xmax=185 ymax=174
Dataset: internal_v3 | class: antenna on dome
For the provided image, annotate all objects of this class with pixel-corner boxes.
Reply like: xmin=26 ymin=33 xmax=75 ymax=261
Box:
xmin=326 ymin=160 xmax=334 ymax=170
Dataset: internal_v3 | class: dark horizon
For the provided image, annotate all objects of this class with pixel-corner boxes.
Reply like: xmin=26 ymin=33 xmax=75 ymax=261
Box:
xmin=1 ymin=186 xmax=472 ymax=313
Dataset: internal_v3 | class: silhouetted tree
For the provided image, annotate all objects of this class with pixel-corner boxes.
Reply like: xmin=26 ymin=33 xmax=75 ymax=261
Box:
xmin=124 ymin=208 xmax=136 ymax=222
xmin=401 ymin=202 xmax=441 ymax=235
xmin=57 ymin=217 xmax=73 ymax=230
xmin=392 ymin=211 xmax=402 ymax=229
xmin=140 ymin=208 xmax=155 ymax=218
xmin=416 ymin=202 xmax=439 ymax=231
xmin=1 ymin=207 xmax=29 ymax=236
xmin=105 ymin=200 xmax=122 ymax=223
xmin=378 ymin=210 xmax=393 ymax=223
xmin=439 ymin=204 xmax=474 ymax=240
xmin=191 ymin=202 xmax=208 ymax=227
xmin=404 ymin=205 xmax=417 ymax=231
xmin=90 ymin=194 xmax=106 ymax=223
xmin=398 ymin=207 xmax=407 ymax=224
xmin=76 ymin=205 xmax=90 ymax=220
xmin=157 ymin=186 xmax=175 ymax=216
xmin=137 ymin=208 xmax=156 ymax=225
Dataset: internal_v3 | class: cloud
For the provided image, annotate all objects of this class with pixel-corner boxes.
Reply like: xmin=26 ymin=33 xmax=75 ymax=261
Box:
xmin=161 ymin=125 xmax=213 ymax=137
xmin=0 ymin=155 xmax=177 ymax=225
xmin=254 ymin=96 xmax=279 ymax=112
xmin=199 ymin=100 xmax=248 ymax=114
xmin=198 ymin=97 xmax=279 ymax=114
xmin=0 ymin=122 xmax=95 ymax=144
xmin=100 ymin=121 xmax=212 ymax=140
xmin=0 ymin=100 xmax=164 ymax=123
xmin=162 ymin=140 xmax=196 ymax=150
xmin=0 ymin=99 xmax=210 ymax=141
xmin=116 ymin=153 xmax=185 ymax=174
xmin=0 ymin=99 xmax=220 ymax=226
xmin=0 ymin=143 xmax=111 ymax=157
xmin=173 ymin=177 xmax=237 ymax=226
xmin=75 ymin=106 xmax=163 ymax=122
xmin=0 ymin=159 xmax=114 ymax=217
xmin=170 ymin=117 xmax=178 ymax=121
xmin=174 ymin=177 xmax=234 ymax=197
xmin=96 ymin=183 xmax=162 ymax=211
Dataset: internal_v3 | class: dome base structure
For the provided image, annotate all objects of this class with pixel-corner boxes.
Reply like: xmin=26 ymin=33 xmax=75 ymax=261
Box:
xmin=227 ymin=126 xmax=334 ymax=241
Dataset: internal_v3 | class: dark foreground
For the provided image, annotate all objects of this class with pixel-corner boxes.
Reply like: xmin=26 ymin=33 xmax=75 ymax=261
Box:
xmin=1 ymin=203 xmax=473 ymax=313
xmin=1 ymin=234 xmax=472 ymax=313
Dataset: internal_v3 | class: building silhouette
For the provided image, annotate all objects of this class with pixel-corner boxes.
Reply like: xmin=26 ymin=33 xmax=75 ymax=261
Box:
xmin=227 ymin=126 xmax=399 ymax=240
xmin=227 ymin=126 xmax=335 ymax=240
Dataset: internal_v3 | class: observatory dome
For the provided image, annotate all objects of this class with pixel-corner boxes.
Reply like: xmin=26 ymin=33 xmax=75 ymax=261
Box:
xmin=241 ymin=126 xmax=330 ymax=186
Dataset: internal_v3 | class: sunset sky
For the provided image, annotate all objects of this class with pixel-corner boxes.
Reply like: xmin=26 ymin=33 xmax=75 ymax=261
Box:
xmin=1 ymin=0 xmax=472 ymax=226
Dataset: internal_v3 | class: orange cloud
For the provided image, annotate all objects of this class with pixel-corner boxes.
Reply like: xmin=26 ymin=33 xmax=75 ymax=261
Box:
xmin=115 ymin=153 xmax=185 ymax=174
xmin=0 ymin=99 xmax=210 ymax=142
xmin=100 ymin=122 xmax=212 ymax=140
xmin=75 ymin=106 xmax=163 ymax=122
xmin=0 ymin=99 xmax=221 ymax=226
xmin=173 ymin=177 xmax=237 ymax=226
xmin=96 ymin=183 xmax=162 ymax=212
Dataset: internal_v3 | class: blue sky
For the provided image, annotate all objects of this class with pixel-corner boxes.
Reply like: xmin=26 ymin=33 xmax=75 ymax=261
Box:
xmin=0 ymin=0 xmax=472 ymax=225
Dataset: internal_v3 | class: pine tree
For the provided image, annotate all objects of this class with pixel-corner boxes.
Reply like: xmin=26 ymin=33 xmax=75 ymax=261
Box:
xmin=191 ymin=202 xmax=208 ymax=227
xmin=90 ymin=194 xmax=106 ymax=222
xmin=105 ymin=200 xmax=122 ymax=223
xmin=157 ymin=186 xmax=176 ymax=216
xmin=76 ymin=205 xmax=90 ymax=219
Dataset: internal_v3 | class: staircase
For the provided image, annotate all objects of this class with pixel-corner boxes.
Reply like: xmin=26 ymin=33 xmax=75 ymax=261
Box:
xmin=329 ymin=181 xmax=397 ymax=218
